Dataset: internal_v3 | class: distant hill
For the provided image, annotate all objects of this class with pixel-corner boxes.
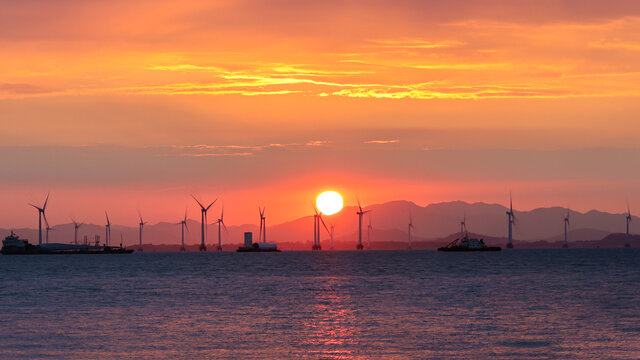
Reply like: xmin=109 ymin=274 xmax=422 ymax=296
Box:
xmin=2 ymin=200 xmax=637 ymax=250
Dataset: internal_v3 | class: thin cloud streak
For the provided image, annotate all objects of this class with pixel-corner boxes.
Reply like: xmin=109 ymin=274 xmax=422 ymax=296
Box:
xmin=365 ymin=140 xmax=400 ymax=144
xmin=177 ymin=152 xmax=254 ymax=157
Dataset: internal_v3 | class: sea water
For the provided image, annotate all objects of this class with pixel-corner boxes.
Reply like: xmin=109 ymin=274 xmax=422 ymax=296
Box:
xmin=1 ymin=249 xmax=639 ymax=359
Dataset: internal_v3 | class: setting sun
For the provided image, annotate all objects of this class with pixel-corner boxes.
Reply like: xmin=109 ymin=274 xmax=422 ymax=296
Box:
xmin=316 ymin=191 xmax=344 ymax=215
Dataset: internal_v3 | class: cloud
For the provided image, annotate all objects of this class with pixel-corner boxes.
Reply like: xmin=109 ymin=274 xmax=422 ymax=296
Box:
xmin=3 ymin=7 xmax=640 ymax=102
xmin=171 ymin=144 xmax=262 ymax=150
xmin=365 ymin=39 xmax=464 ymax=49
xmin=588 ymin=40 xmax=640 ymax=51
xmin=0 ymin=83 xmax=56 ymax=97
xmin=164 ymin=142 xmax=332 ymax=158
xmin=177 ymin=152 xmax=254 ymax=157
xmin=305 ymin=140 xmax=331 ymax=147
xmin=365 ymin=140 xmax=400 ymax=144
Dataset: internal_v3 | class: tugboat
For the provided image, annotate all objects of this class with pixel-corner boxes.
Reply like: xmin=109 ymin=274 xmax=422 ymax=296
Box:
xmin=437 ymin=219 xmax=501 ymax=252
xmin=1 ymin=231 xmax=134 ymax=255
xmin=437 ymin=235 xmax=501 ymax=252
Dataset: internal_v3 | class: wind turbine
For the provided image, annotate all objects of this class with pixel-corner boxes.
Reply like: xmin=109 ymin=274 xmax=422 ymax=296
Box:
xmin=408 ymin=215 xmax=414 ymax=250
xmin=28 ymin=193 xmax=49 ymax=246
xmin=506 ymin=194 xmax=516 ymax=249
xmin=366 ymin=216 xmax=373 ymax=250
xmin=460 ymin=215 xmax=467 ymax=238
xmin=312 ymin=205 xmax=329 ymax=250
xmin=356 ymin=199 xmax=371 ymax=250
xmin=192 ymin=195 xmax=217 ymax=251
xmin=258 ymin=207 xmax=266 ymax=243
xmin=312 ymin=206 xmax=320 ymax=250
xmin=44 ymin=214 xmax=54 ymax=244
xmin=178 ymin=210 xmax=188 ymax=251
xmin=105 ymin=211 xmax=111 ymax=247
xmin=138 ymin=213 xmax=147 ymax=252
xmin=626 ymin=205 xmax=632 ymax=248
xmin=563 ymin=210 xmax=570 ymax=248
xmin=72 ymin=218 xmax=83 ymax=245
xmin=214 ymin=206 xmax=227 ymax=251
xmin=330 ymin=224 xmax=335 ymax=250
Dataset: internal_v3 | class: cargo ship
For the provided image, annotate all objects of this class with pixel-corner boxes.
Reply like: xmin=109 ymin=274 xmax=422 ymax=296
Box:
xmin=1 ymin=231 xmax=134 ymax=255
xmin=236 ymin=231 xmax=280 ymax=252
xmin=438 ymin=235 xmax=501 ymax=252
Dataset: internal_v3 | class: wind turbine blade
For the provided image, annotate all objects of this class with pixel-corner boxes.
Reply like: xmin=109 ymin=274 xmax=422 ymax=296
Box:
xmin=184 ymin=208 xmax=188 ymax=222
xmin=222 ymin=221 xmax=229 ymax=235
xmin=357 ymin=197 xmax=363 ymax=213
xmin=205 ymin=198 xmax=217 ymax=211
xmin=28 ymin=203 xmax=40 ymax=210
xmin=43 ymin=192 xmax=50 ymax=210
xmin=221 ymin=205 xmax=224 ymax=221
xmin=319 ymin=215 xmax=330 ymax=234
xmin=510 ymin=192 xmax=513 ymax=212
xmin=191 ymin=195 xmax=205 ymax=209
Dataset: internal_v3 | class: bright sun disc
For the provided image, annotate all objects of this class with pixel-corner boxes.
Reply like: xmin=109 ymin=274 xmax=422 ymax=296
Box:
xmin=316 ymin=191 xmax=343 ymax=215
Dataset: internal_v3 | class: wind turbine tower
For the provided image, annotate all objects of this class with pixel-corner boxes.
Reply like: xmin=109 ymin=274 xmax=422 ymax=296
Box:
xmin=330 ymin=224 xmax=335 ymax=250
xmin=138 ymin=213 xmax=147 ymax=252
xmin=313 ymin=207 xmax=320 ymax=250
xmin=356 ymin=200 xmax=371 ymax=250
xmin=506 ymin=195 xmax=515 ymax=248
xmin=259 ymin=207 xmax=266 ymax=243
xmin=626 ymin=205 xmax=632 ymax=248
xmin=563 ymin=210 xmax=570 ymax=248
xmin=44 ymin=215 xmax=53 ymax=244
xmin=215 ymin=207 xmax=226 ymax=251
xmin=28 ymin=193 xmax=49 ymax=246
xmin=192 ymin=195 xmax=217 ymax=251
xmin=178 ymin=210 xmax=188 ymax=251
xmin=105 ymin=211 xmax=111 ymax=247
xmin=312 ymin=205 xmax=329 ymax=250
xmin=367 ymin=216 xmax=373 ymax=250
xmin=408 ymin=216 xmax=414 ymax=250
xmin=72 ymin=219 xmax=83 ymax=245
xmin=460 ymin=215 xmax=467 ymax=238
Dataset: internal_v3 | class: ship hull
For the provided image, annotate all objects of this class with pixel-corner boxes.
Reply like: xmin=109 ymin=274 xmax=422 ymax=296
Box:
xmin=437 ymin=246 xmax=501 ymax=252
xmin=1 ymin=245 xmax=134 ymax=255
xmin=236 ymin=247 xmax=280 ymax=252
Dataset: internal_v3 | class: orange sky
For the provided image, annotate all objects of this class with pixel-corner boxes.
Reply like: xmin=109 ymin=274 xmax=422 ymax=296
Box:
xmin=1 ymin=0 xmax=640 ymax=227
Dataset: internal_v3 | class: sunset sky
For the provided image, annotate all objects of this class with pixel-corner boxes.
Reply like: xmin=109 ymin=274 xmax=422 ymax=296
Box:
xmin=1 ymin=0 xmax=640 ymax=227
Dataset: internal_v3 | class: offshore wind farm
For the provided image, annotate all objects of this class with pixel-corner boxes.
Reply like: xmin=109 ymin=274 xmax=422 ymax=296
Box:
xmin=3 ymin=192 xmax=638 ymax=253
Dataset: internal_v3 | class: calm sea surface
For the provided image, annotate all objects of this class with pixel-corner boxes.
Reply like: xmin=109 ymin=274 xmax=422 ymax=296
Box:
xmin=1 ymin=249 xmax=639 ymax=359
